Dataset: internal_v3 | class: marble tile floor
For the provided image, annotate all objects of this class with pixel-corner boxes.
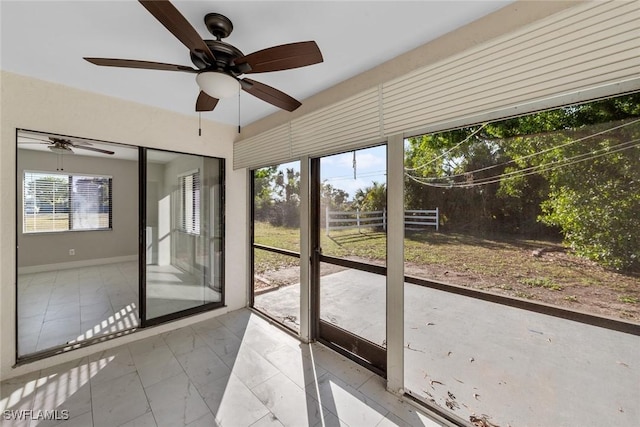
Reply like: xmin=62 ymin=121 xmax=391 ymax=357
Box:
xmin=1 ymin=308 xmax=444 ymax=427
xmin=145 ymin=265 xmax=222 ymax=320
xmin=18 ymin=262 xmax=140 ymax=355
xmin=17 ymin=262 xmax=222 ymax=355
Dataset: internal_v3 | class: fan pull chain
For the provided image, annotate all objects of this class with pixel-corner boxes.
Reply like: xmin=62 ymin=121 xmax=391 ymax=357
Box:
xmin=198 ymin=112 xmax=202 ymax=137
xmin=238 ymin=91 xmax=241 ymax=134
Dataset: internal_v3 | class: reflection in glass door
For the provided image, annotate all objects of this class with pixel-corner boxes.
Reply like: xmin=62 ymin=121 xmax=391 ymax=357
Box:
xmin=312 ymin=145 xmax=388 ymax=374
xmin=16 ymin=130 xmax=140 ymax=358
xmin=144 ymin=149 xmax=224 ymax=322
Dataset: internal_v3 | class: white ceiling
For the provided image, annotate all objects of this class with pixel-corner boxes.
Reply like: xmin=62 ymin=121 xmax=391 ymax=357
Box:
xmin=1 ymin=1 xmax=513 ymax=127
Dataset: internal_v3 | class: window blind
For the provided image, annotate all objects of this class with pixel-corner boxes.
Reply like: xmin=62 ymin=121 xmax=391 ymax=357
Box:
xmin=23 ymin=171 xmax=112 ymax=233
xmin=233 ymin=1 xmax=640 ymax=170
xmin=179 ymin=170 xmax=200 ymax=235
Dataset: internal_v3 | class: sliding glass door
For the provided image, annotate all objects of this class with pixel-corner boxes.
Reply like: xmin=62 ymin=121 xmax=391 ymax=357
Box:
xmin=16 ymin=130 xmax=140 ymax=357
xmin=143 ymin=149 xmax=224 ymax=323
xmin=15 ymin=131 xmax=226 ymax=361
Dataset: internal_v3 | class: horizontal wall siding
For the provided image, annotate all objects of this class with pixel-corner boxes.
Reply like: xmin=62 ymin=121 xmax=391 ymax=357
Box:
xmin=234 ymin=1 xmax=640 ymax=169
xmin=234 ymin=123 xmax=290 ymax=169
xmin=382 ymin=0 xmax=640 ymax=135
xmin=290 ymin=87 xmax=382 ymax=158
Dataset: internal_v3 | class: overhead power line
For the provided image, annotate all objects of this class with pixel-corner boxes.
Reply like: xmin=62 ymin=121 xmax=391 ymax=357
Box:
xmin=405 ymin=117 xmax=640 ymax=182
xmin=404 ymin=123 xmax=487 ymax=171
xmin=406 ymin=138 xmax=640 ymax=188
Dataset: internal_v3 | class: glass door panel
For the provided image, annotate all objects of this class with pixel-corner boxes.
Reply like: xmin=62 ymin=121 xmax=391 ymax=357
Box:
xmin=144 ymin=150 xmax=223 ymax=321
xmin=251 ymin=161 xmax=302 ymax=333
xmin=314 ymin=145 xmax=387 ymax=373
xmin=16 ymin=130 xmax=139 ymax=357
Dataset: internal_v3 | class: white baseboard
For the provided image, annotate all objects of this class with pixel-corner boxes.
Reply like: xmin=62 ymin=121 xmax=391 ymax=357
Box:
xmin=18 ymin=255 xmax=138 ymax=274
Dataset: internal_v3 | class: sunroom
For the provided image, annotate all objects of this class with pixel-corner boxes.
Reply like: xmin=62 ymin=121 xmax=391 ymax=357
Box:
xmin=1 ymin=1 xmax=638 ymax=426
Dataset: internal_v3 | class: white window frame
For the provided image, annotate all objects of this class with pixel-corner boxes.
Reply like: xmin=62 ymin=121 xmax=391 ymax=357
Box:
xmin=23 ymin=170 xmax=113 ymax=234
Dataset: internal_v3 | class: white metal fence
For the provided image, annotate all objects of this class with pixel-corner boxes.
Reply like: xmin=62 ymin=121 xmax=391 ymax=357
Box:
xmin=326 ymin=207 xmax=439 ymax=235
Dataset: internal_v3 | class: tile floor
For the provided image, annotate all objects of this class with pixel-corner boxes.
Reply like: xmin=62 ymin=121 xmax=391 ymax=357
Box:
xmin=145 ymin=265 xmax=222 ymax=320
xmin=18 ymin=262 xmax=140 ymax=355
xmin=17 ymin=262 xmax=222 ymax=356
xmin=1 ymin=309 xmax=443 ymax=427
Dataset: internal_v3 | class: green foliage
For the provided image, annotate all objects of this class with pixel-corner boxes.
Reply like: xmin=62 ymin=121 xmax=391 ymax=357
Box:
xmin=404 ymin=93 xmax=640 ymax=271
xmin=253 ymin=166 xmax=300 ymax=228
xmin=354 ymin=181 xmax=386 ymax=212
xmin=540 ymin=180 xmax=640 ymax=271
xmin=321 ymin=183 xmax=349 ymax=210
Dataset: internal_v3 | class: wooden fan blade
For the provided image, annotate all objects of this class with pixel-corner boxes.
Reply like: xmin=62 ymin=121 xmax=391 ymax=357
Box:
xmin=236 ymin=41 xmax=323 ymax=74
xmin=196 ymin=91 xmax=219 ymax=112
xmin=72 ymin=145 xmax=115 ymax=155
xmin=139 ymin=0 xmax=215 ymax=62
xmin=84 ymin=58 xmax=197 ymax=73
xmin=20 ymin=135 xmax=87 ymax=145
xmin=19 ymin=136 xmax=51 ymax=144
xmin=241 ymin=78 xmax=301 ymax=112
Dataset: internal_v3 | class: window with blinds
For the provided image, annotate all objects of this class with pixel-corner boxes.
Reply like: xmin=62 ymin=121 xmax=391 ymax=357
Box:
xmin=23 ymin=171 xmax=113 ymax=233
xmin=178 ymin=170 xmax=200 ymax=235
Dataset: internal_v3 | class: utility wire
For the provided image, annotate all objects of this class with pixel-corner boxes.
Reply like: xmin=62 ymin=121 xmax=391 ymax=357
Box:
xmin=405 ymin=117 xmax=640 ymax=181
xmin=404 ymin=123 xmax=488 ymax=171
xmin=409 ymin=138 xmax=639 ymax=185
xmin=406 ymin=139 xmax=640 ymax=188
xmin=323 ymin=171 xmax=387 ymax=182
xmin=408 ymin=138 xmax=640 ymax=187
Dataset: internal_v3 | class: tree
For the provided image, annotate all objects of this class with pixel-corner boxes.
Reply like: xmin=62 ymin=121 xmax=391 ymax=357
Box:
xmin=403 ymin=93 xmax=640 ymax=271
xmin=272 ymin=168 xmax=301 ymax=228
xmin=354 ymin=181 xmax=386 ymax=212
xmin=253 ymin=166 xmax=301 ymax=228
xmin=404 ymin=125 xmax=510 ymax=233
xmin=321 ymin=182 xmax=349 ymax=210
xmin=253 ymin=166 xmax=277 ymax=222
xmin=495 ymin=95 xmax=640 ymax=270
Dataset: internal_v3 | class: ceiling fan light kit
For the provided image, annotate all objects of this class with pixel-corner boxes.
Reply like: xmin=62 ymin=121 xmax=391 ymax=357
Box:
xmin=49 ymin=145 xmax=73 ymax=155
xmin=196 ymin=71 xmax=239 ymax=99
xmin=84 ymin=1 xmax=323 ymax=114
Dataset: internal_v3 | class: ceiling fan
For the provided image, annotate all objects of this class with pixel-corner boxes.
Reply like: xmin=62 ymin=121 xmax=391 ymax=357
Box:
xmin=84 ymin=0 xmax=324 ymax=113
xmin=20 ymin=136 xmax=115 ymax=155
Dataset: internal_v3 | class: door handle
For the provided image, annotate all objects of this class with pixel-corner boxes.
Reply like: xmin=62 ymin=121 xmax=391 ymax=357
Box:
xmin=311 ymin=246 xmax=322 ymax=263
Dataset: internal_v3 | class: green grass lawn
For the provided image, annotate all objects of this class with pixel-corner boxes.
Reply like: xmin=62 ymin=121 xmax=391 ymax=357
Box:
xmin=24 ymin=213 xmax=70 ymax=232
xmin=254 ymin=221 xmax=640 ymax=320
xmin=24 ymin=213 xmax=110 ymax=232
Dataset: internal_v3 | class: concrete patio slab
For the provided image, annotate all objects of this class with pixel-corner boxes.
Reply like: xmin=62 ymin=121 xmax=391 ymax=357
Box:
xmin=255 ymin=269 xmax=640 ymax=426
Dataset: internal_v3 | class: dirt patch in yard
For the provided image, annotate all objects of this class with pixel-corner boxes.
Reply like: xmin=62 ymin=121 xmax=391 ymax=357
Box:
xmin=254 ymin=239 xmax=640 ymax=322
xmin=404 ymin=252 xmax=640 ymax=322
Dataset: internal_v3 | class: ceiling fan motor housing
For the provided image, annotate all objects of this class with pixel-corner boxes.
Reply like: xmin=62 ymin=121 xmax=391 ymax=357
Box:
xmin=191 ymin=39 xmax=245 ymax=73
